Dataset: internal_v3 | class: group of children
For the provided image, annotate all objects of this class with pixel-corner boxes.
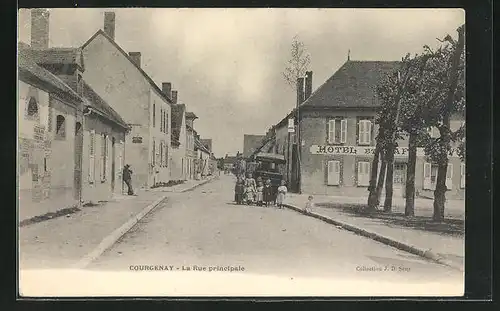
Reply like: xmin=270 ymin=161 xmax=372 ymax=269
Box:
xmin=234 ymin=173 xmax=288 ymax=208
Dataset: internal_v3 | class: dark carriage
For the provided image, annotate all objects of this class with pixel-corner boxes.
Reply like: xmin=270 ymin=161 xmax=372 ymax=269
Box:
xmin=249 ymin=153 xmax=286 ymax=204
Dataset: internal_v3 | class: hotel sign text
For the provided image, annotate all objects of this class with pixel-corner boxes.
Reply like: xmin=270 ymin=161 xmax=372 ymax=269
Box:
xmin=310 ymin=145 xmax=426 ymax=157
xmin=310 ymin=145 xmax=461 ymax=158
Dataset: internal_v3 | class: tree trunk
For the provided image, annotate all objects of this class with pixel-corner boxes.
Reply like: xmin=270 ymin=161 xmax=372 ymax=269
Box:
xmin=383 ymin=144 xmax=395 ymax=212
xmin=405 ymin=132 xmax=417 ymax=217
xmin=433 ymin=25 xmax=465 ymax=222
xmin=367 ymin=148 xmax=381 ymax=209
xmin=433 ymin=161 xmax=448 ymax=222
xmin=375 ymin=149 xmax=387 ymax=206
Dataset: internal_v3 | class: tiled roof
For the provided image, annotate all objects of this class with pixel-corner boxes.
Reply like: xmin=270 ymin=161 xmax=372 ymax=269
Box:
xmin=82 ymin=81 xmax=128 ymax=129
xmin=171 ymin=104 xmax=186 ymax=146
xmin=26 ymin=47 xmax=84 ymax=70
xmin=302 ymin=60 xmax=401 ymax=109
xmin=275 ymin=60 xmax=401 ymax=129
xmin=185 ymin=111 xmax=198 ymax=119
xmin=195 ymin=138 xmax=210 ymax=154
xmin=81 ymin=30 xmax=172 ymax=104
xmin=18 ymin=45 xmax=82 ymax=102
xmin=243 ymin=134 xmax=266 ymax=158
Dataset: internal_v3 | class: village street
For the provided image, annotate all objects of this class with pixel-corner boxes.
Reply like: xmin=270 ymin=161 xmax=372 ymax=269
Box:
xmin=88 ymin=174 xmax=462 ymax=284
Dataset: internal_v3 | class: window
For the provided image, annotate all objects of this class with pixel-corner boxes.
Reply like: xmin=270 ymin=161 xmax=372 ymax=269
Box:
xmin=327 ymin=160 xmax=340 ymax=186
xmin=165 ymin=112 xmax=169 ymax=134
xmin=446 ymin=163 xmax=453 ymax=190
xmin=165 ymin=144 xmax=169 ymax=166
xmin=160 ymin=141 xmax=164 ymax=167
xmin=358 ymin=119 xmax=372 ymax=145
xmin=153 ymin=102 xmax=156 ymax=128
xmin=328 ymin=119 xmax=347 ymax=144
xmin=55 ymin=115 xmax=66 ymax=139
xmin=357 ymin=161 xmax=370 ymax=186
xmin=460 ymin=163 xmax=465 ymax=188
xmin=89 ymin=130 xmax=95 ymax=183
xmin=27 ymin=97 xmax=39 ymax=118
xmin=427 ymin=126 xmax=440 ymax=138
xmin=100 ymin=134 xmax=108 ymax=182
xmin=160 ymin=108 xmax=163 ymax=132
xmin=423 ymin=162 xmax=453 ymax=190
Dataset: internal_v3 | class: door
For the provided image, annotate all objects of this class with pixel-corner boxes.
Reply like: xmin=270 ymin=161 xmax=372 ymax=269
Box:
xmin=430 ymin=165 xmax=438 ymax=191
xmin=73 ymin=122 xmax=83 ymax=201
xmin=111 ymin=137 xmax=116 ymax=192
xmin=291 ymin=144 xmax=298 ymax=192
xmin=393 ymin=163 xmax=407 ymax=197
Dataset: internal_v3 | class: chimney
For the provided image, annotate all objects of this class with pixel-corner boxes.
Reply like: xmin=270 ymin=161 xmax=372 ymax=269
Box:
xmin=128 ymin=52 xmax=141 ymax=67
xmin=162 ymin=82 xmax=172 ymax=98
xmin=103 ymin=12 xmax=116 ymax=40
xmin=305 ymin=71 xmax=313 ymax=99
xmin=171 ymin=90 xmax=178 ymax=104
xmin=296 ymin=77 xmax=305 ymax=106
xmin=31 ymin=8 xmax=50 ymax=49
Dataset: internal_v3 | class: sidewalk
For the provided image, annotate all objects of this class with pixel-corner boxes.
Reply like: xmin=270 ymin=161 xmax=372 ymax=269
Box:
xmin=284 ymin=193 xmax=464 ymax=271
xmin=146 ymin=175 xmax=218 ymax=193
xmin=19 ymin=177 xmax=217 ymax=270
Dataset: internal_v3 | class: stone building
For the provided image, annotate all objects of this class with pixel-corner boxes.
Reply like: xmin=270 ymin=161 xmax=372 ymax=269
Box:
xmin=270 ymin=60 xmax=465 ymax=199
xmin=18 ymin=44 xmax=83 ymax=221
xmin=185 ymin=111 xmax=198 ymax=180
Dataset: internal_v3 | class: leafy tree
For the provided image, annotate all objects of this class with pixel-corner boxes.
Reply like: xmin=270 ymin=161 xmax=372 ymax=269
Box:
xmin=282 ymin=35 xmax=311 ymax=90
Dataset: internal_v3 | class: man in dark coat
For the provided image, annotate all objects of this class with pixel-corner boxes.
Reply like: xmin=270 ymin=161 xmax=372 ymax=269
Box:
xmin=123 ymin=164 xmax=134 ymax=195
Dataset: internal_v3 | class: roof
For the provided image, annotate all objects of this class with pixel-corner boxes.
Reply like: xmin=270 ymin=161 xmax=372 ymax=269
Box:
xmin=18 ymin=45 xmax=82 ymax=103
xmin=26 ymin=47 xmax=84 ymax=71
xmin=185 ymin=111 xmax=198 ymax=119
xmin=243 ymin=134 xmax=266 ymax=158
xmin=255 ymin=152 xmax=286 ymax=164
xmin=82 ymin=81 xmax=128 ymax=129
xmin=250 ymin=135 xmax=276 ymax=159
xmin=200 ymin=139 xmax=212 ymax=152
xmin=195 ymin=138 xmax=210 ymax=154
xmin=275 ymin=60 xmax=401 ymax=129
xmin=171 ymin=104 xmax=186 ymax=146
xmin=81 ymin=29 xmax=172 ymax=105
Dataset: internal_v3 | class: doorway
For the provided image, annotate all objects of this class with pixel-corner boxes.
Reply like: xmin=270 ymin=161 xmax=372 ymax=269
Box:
xmin=111 ymin=137 xmax=116 ymax=192
xmin=73 ymin=122 xmax=83 ymax=201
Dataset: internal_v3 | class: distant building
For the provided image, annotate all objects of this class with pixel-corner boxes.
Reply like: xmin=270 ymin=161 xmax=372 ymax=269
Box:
xmin=268 ymin=61 xmax=465 ymax=199
xmin=170 ymin=100 xmax=187 ymax=181
xmin=243 ymin=134 xmax=266 ymax=159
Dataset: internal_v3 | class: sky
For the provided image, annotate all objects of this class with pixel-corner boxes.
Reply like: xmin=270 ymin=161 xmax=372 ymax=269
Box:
xmin=18 ymin=8 xmax=464 ymax=158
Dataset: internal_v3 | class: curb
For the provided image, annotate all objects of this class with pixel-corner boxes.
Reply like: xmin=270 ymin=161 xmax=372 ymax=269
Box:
xmin=72 ymin=195 xmax=169 ymax=269
xmin=283 ymin=203 xmax=464 ymax=272
xmin=180 ymin=176 xmax=218 ymax=193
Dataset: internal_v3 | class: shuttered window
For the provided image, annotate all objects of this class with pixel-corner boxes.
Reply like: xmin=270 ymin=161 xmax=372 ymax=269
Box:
xmin=328 ymin=119 xmax=347 ymax=144
xmin=100 ymin=134 xmax=108 ymax=182
xmin=358 ymin=119 xmax=372 ymax=145
xmin=165 ymin=144 xmax=169 ymax=167
xmin=153 ymin=102 xmax=156 ymax=128
xmin=152 ymin=139 xmax=156 ymax=166
xmin=165 ymin=112 xmax=169 ymax=134
xmin=460 ymin=163 xmax=465 ymax=188
xmin=423 ymin=162 xmax=431 ymax=190
xmin=446 ymin=163 xmax=453 ymax=190
xmin=327 ymin=160 xmax=340 ymax=186
xmin=89 ymin=130 xmax=95 ymax=183
xmin=357 ymin=161 xmax=370 ymax=186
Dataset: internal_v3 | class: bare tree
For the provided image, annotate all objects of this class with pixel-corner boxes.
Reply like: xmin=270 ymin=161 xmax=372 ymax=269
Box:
xmin=282 ymin=35 xmax=311 ymax=90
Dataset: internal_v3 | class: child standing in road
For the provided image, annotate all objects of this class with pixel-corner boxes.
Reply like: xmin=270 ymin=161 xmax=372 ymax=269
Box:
xmin=276 ymin=180 xmax=287 ymax=209
xmin=244 ymin=172 xmax=256 ymax=205
xmin=304 ymin=195 xmax=315 ymax=213
xmin=256 ymin=181 xmax=264 ymax=206
xmin=234 ymin=177 xmax=244 ymax=205
xmin=263 ymin=178 xmax=273 ymax=207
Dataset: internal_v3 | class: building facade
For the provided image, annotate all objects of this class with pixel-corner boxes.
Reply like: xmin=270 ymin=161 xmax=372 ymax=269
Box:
xmin=18 ymin=46 xmax=84 ymax=221
xmin=273 ymin=60 xmax=465 ymax=200
xmin=80 ymin=12 xmax=172 ymax=189
xmin=185 ymin=112 xmax=198 ymax=180
xmin=170 ymin=99 xmax=188 ymax=181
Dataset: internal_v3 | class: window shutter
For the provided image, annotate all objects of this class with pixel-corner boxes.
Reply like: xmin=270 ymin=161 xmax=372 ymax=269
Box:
xmin=366 ymin=121 xmax=372 ymax=144
xmin=423 ymin=162 xmax=431 ymax=190
xmin=327 ymin=160 xmax=340 ymax=186
xmin=357 ymin=161 xmax=362 ymax=186
xmin=152 ymin=139 xmax=156 ymax=166
xmin=165 ymin=144 xmax=169 ymax=167
xmin=446 ymin=163 xmax=453 ymax=190
xmin=89 ymin=130 xmax=95 ymax=183
xmin=328 ymin=120 xmax=335 ymax=144
xmin=460 ymin=163 xmax=465 ymax=188
xmin=358 ymin=120 xmax=364 ymax=144
xmin=340 ymin=119 xmax=347 ymax=143
xmin=166 ymin=112 xmax=169 ymax=134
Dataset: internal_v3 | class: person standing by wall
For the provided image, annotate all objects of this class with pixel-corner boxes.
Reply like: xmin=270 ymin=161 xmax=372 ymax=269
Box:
xmin=123 ymin=164 xmax=134 ymax=195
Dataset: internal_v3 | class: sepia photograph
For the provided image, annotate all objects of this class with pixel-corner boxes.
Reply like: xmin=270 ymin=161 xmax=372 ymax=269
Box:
xmin=17 ymin=8 xmax=465 ymax=297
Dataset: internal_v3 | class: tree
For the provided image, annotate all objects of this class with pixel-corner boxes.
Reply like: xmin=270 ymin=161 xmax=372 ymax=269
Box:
xmin=282 ymin=35 xmax=311 ymax=90
xmin=421 ymin=25 xmax=465 ymax=221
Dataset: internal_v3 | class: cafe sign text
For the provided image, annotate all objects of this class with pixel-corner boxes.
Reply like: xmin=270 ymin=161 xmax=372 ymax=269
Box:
xmin=310 ymin=145 xmax=426 ymax=157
